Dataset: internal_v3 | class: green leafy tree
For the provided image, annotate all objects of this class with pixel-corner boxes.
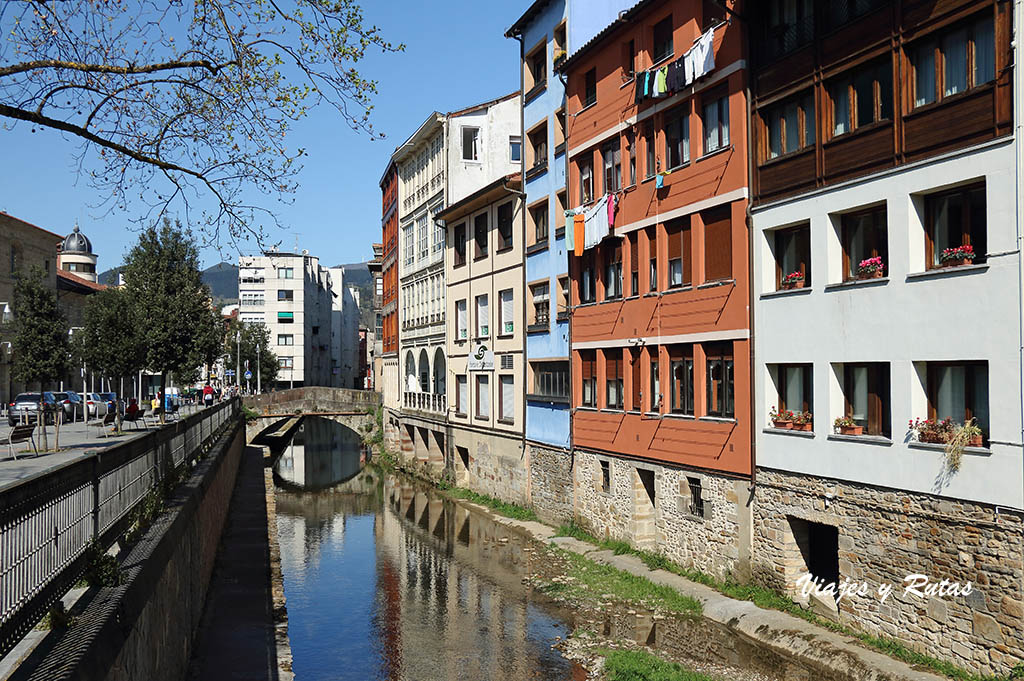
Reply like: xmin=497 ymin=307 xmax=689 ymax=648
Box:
xmin=0 ymin=1 xmax=402 ymax=249
xmin=78 ymin=287 xmax=146 ymax=430
xmin=225 ymin=318 xmax=278 ymax=392
xmin=12 ymin=267 xmax=69 ymax=450
xmin=122 ymin=219 xmax=211 ymax=421
xmin=178 ymin=304 xmax=226 ymax=388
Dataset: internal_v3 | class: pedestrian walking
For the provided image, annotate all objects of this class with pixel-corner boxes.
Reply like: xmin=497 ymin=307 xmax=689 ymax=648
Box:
xmin=203 ymin=383 xmax=214 ymax=408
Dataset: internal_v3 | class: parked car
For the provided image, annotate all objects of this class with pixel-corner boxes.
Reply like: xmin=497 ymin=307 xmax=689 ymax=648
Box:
xmin=99 ymin=392 xmax=121 ymax=414
xmin=8 ymin=392 xmax=57 ymax=427
xmin=52 ymin=392 xmax=85 ymax=422
xmin=86 ymin=393 xmax=109 ymax=419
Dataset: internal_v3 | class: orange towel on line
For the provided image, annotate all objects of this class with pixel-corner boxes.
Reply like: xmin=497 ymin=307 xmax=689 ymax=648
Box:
xmin=573 ymin=214 xmax=585 ymax=257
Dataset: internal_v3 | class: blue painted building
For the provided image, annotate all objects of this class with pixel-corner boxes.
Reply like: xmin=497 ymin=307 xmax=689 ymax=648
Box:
xmin=506 ymin=0 xmax=571 ymax=449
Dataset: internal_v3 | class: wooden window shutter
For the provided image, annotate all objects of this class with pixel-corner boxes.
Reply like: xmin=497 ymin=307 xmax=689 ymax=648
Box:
xmin=631 ymin=349 xmax=642 ymax=409
xmin=682 ymin=222 xmax=692 ymax=284
xmin=667 ymin=223 xmax=682 ymax=260
xmin=630 ymin=234 xmax=639 ymax=272
xmin=582 ymin=353 xmax=595 ymax=380
xmin=703 ymin=206 xmax=732 ymax=281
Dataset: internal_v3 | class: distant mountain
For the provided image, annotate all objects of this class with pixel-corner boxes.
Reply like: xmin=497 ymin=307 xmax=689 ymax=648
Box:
xmin=98 ymin=262 xmax=239 ymax=305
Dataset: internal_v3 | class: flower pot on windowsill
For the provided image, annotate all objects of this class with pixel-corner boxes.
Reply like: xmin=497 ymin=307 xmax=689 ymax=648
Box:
xmin=918 ymin=432 xmax=948 ymax=444
xmin=856 ymin=270 xmax=884 ymax=280
xmin=773 ymin=419 xmax=794 ymax=430
xmin=967 ymin=435 xmax=983 ymax=447
xmin=838 ymin=425 xmax=863 ymax=436
xmin=781 ymin=280 xmax=805 ymax=290
xmin=794 ymin=422 xmax=813 ymax=432
xmin=942 ymin=258 xmax=973 ymax=268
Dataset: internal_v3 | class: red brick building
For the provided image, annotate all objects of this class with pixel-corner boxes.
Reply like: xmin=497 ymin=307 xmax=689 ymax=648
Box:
xmin=380 ymin=161 xmax=400 ymax=407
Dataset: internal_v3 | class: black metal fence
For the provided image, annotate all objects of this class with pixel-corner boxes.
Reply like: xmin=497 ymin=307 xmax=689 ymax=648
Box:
xmin=0 ymin=398 xmax=240 ymax=661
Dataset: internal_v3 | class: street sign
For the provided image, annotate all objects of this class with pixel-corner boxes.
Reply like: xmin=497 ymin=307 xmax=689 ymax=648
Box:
xmin=225 ymin=370 xmax=235 ymax=377
xmin=244 ymin=370 xmax=253 ymax=380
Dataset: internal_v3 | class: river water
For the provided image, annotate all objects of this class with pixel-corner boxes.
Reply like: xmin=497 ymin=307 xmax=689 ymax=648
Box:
xmin=272 ymin=417 xmax=824 ymax=681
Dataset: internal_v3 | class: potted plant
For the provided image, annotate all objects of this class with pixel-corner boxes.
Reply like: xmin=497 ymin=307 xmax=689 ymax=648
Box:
xmin=793 ymin=411 xmax=813 ymax=431
xmin=781 ymin=271 xmax=805 ymax=290
xmin=855 ymin=257 xmax=885 ymax=280
xmin=943 ymin=418 xmax=983 ymax=472
xmin=769 ymin=406 xmax=795 ymax=429
xmin=833 ymin=416 xmax=863 ymax=436
xmin=939 ymin=244 xmax=976 ymax=268
xmin=909 ymin=417 xmax=955 ymax=444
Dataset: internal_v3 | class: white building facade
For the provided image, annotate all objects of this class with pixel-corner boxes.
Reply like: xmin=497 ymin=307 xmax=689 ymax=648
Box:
xmin=238 ymin=251 xmax=333 ymax=389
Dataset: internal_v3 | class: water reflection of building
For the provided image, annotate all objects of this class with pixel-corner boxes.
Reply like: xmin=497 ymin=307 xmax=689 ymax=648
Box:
xmin=370 ymin=477 xmax=572 ymax=681
xmin=275 ymin=416 xmax=364 ymax=490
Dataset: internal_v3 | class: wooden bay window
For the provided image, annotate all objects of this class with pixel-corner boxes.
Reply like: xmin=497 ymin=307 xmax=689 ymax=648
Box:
xmin=705 ymin=342 xmax=734 ymax=418
xmin=925 ymin=182 xmax=986 ymax=269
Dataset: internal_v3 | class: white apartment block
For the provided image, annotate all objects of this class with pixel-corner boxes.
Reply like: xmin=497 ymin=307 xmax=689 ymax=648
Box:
xmin=238 ymin=250 xmax=334 ymax=389
xmin=326 ymin=267 xmax=361 ymax=389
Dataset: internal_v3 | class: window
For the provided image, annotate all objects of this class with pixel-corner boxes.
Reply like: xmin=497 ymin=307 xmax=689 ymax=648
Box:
xmin=278 ymin=267 xmax=294 ymax=279
xmin=649 ymin=355 xmax=661 ymax=411
xmin=704 ymin=206 xmax=733 ymax=281
xmin=492 ymin=374 xmax=513 ymax=423
xmin=925 ymin=183 xmax=986 ymax=269
xmin=643 ymin=121 xmax=656 ymax=179
xmin=652 ymin=15 xmax=673 ymax=63
xmin=497 ymin=201 xmax=514 ymax=251
xmin=557 ymin=276 xmax=570 ymax=320
xmin=499 ymin=289 xmax=514 ymax=335
xmin=456 ymin=299 xmax=468 ymax=340
xmin=606 ymin=350 xmax=624 ymax=410
xmin=277 ymin=334 xmax=294 ymax=346
xmin=278 ymin=356 xmax=293 ymax=369
xmin=580 ymin=350 xmax=597 ymax=407
xmin=706 ymin=342 xmax=734 ymax=418
xmin=669 ymin=345 xmax=694 ymax=415
xmin=602 ymin=140 xmax=622 ymax=194
xmin=629 ymin=232 xmax=639 ymax=296
xmin=584 ymin=68 xmax=597 ymax=107
xmin=824 ymin=0 xmax=887 ymax=30
xmin=475 ymin=294 xmax=489 ymax=337
xmin=530 ymin=282 xmax=550 ymax=326
xmin=647 ymin=226 xmax=658 ymax=291
xmin=688 ymin=477 xmax=704 ymax=517
xmin=842 ymin=363 xmax=890 ymax=436
xmin=462 ymin=127 xmax=480 ymax=161
xmin=580 ymin=251 xmax=596 ymax=303
xmin=764 ymin=94 xmax=815 ymax=160
xmin=531 ymin=361 xmax=569 ymax=400
xmin=530 ymin=201 xmax=549 ymax=245
xmin=841 ymin=205 xmax=887 ymax=281
xmin=241 ymin=292 xmax=265 ymax=306
xmin=622 ymin=39 xmax=636 ymax=80
xmin=665 ymin=104 xmax=690 ymax=169
xmin=416 ymin=213 xmax=429 ymax=261
xmin=510 ymin=136 xmax=522 ymax=163
xmin=403 ymin=225 xmax=414 ymax=266
xmin=528 ymin=122 xmax=548 ymax=170
xmin=527 ymin=43 xmax=547 ymax=93
xmin=775 ymin=364 xmax=812 ymax=413
xmin=454 ymin=223 xmax=467 ymax=267
xmin=764 ymin=0 xmax=814 ymax=61
xmin=830 ymin=60 xmax=892 ymax=136
xmin=277 ymin=311 xmax=294 ymax=324
xmin=579 ymin=157 xmax=593 ymax=204
xmin=604 ymin=241 xmax=623 ymax=299
xmin=630 ymin=348 xmax=642 ymax=411
xmin=666 ymin=218 xmax=691 ymax=288
xmin=476 ymin=375 xmax=490 ymax=418
xmin=914 ymin=16 xmax=994 ymax=108
xmin=600 ymin=460 xmax=611 ymax=493
xmin=474 ymin=212 xmax=488 ymax=258
xmin=456 ymin=375 xmax=468 ymax=415
xmin=433 ymin=207 xmax=445 ymax=254
xmin=66 ymin=262 xmax=95 ymax=273
xmin=702 ymin=93 xmax=730 ymax=154
xmin=625 ymin=130 xmax=637 ymax=187
xmin=774 ymin=223 xmax=811 ymax=289
xmin=926 ymin=362 xmax=988 ymax=436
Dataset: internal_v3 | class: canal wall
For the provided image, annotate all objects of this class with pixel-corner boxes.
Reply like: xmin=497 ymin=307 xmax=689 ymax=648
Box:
xmin=244 ymin=386 xmax=380 ymax=414
xmin=18 ymin=418 xmax=246 ymax=681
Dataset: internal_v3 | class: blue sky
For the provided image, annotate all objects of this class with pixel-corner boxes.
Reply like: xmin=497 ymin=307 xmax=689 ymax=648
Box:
xmin=0 ymin=1 xmax=523 ymax=270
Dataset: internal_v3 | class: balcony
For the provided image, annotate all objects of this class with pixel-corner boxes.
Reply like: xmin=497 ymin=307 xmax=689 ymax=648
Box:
xmin=403 ymin=391 xmax=446 ymax=414
xmin=239 ymin=300 xmax=265 ymax=308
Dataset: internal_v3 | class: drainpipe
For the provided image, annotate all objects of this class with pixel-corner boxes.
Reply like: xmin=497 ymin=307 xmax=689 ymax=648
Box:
xmin=1014 ymin=0 xmax=1024 ymax=508
xmin=558 ymin=68 xmax=574 ymax=467
xmin=508 ymin=30 xmax=529 ymax=477
xmin=738 ymin=10 xmax=756 ymax=494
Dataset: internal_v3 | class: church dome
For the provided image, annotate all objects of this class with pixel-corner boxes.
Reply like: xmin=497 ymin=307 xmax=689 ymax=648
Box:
xmin=62 ymin=224 xmax=93 ymax=254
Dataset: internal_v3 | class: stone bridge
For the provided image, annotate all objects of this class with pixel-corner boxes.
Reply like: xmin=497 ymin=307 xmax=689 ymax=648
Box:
xmin=243 ymin=387 xmax=380 ymax=442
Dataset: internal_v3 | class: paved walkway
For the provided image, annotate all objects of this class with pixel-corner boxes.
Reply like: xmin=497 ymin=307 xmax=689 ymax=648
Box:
xmin=187 ymin=446 xmax=286 ymax=681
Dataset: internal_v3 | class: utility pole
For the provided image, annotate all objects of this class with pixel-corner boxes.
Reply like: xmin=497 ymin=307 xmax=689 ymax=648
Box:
xmin=235 ymin=330 xmax=241 ymax=395
xmin=256 ymin=350 xmax=261 ymax=394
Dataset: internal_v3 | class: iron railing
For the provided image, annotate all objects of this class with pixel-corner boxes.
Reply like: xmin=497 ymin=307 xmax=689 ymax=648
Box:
xmin=0 ymin=398 xmax=240 ymax=661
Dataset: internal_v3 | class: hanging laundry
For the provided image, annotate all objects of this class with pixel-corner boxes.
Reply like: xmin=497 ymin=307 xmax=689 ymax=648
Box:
xmin=583 ymin=195 xmax=611 ymax=250
xmin=643 ymin=70 xmax=651 ymax=98
xmin=574 ymin=213 xmax=585 ymax=256
xmin=606 ymin=193 xmax=618 ymax=228
xmin=690 ymin=27 xmax=715 ymax=80
xmin=655 ymin=66 xmax=668 ymax=97
xmin=666 ymin=57 xmax=686 ymax=92
xmin=634 ymin=72 xmax=645 ymax=105
xmin=684 ymin=50 xmax=695 ymax=86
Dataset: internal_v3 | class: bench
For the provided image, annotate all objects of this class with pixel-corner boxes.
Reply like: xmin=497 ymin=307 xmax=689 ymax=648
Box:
xmin=91 ymin=411 xmax=117 ymax=438
xmin=122 ymin=408 xmax=147 ymax=430
xmin=143 ymin=407 xmax=165 ymax=429
xmin=6 ymin=424 xmax=37 ymax=461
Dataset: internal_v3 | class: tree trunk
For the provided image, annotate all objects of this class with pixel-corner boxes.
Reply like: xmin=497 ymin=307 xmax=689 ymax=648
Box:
xmin=54 ymin=408 xmax=61 ymax=451
xmin=159 ymin=371 xmax=166 ymax=424
xmin=38 ymin=390 xmax=48 ymax=452
xmin=116 ymin=375 xmax=124 ymax=433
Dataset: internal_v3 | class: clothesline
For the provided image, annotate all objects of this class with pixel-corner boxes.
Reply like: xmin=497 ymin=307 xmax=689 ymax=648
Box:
xmin=633 ymin=26 xmax=715 ymax=105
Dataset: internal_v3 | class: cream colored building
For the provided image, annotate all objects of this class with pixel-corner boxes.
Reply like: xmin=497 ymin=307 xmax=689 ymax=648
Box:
xmin=440 ymin=174 xmax=526 ymax=497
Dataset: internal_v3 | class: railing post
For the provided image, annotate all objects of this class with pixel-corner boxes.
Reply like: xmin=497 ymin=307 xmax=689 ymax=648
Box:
xmin=91 ymin=453 xmax=101 ymax=541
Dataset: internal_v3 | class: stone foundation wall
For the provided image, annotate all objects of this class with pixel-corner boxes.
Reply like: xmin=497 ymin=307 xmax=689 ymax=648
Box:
xmin=526 ymin=443 xmax=575 ymax=525
xmin=753 ymin=467 xmax=1024 ymax=677
xmin=572 ymin=450 xmax=751 ymax=580
xmin=452 ymin=426 xmax=528 ymax=506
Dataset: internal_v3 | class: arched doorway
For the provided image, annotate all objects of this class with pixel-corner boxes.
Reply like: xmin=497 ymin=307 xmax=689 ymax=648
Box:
xmin=418 ymin=349 xmax=430 ymax=393
xmin=433 ymin=347 xmax=446 ymax=396
xmin=405 ymin=351 xmax=417 ymax=393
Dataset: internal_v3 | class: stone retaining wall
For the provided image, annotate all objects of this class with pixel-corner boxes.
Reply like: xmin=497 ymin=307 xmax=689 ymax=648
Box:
xmin=451 ymin=426 xmax=528 ymax=505
xmin=525 ymin=443 xmax=575 ymax=525
xmin=753 ymin=467 xmax=1024 ymax=677
xmin=20 ymin=420 xmax=245 ymax=681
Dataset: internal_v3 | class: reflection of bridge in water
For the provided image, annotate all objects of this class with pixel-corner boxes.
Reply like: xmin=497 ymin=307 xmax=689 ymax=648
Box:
xmin=273 ymin=416 xmax=368 ymax=491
